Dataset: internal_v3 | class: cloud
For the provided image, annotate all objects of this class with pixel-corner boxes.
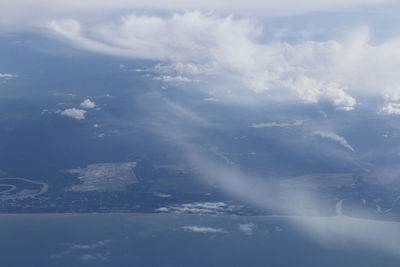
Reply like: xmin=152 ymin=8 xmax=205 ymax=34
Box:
xmin=80 ymin=252 xmax=111 ymax=261
xmin=41 ymin=108 xmax=61 ymax=115
xmin=80 ymin=99 xmax=96 ymax=109
xmin=292 ymin=212 xmax=400 ymax=257
xmin=46 ymin=12 xmax=366 ymax=110
xmin=314 ymin=131 xmax=354 ymax=151
xmin=152 ymin=75 xmax=197 ymax=83
xmin=285 ymin=76 xmax=356 ymax=111
xmin=380 ymin=102 xmax=400 ymax=114
xmin=156 ymin=202 xmax=239 ymax=214
xmin=0 ymin=73 xmax=15 ymax=80
xmin=153 ymin=192 xmax=171 ymax=198
xmin=182 ymin=226 xmax=224 ymax=233
xmin=61 ymin=108 xmax=86 ymax=120
xmin=250 ymin=120 xmax=303 ymax=128
xmin=238 ymin=223 xmax=255 ymax=235
xmin=380 ymin=87 xmax=400 ymax=114
xmin=180 ymin=147 xmax=325 ymax=215
xmin=72 ymin=240 xmax=111 ymax=250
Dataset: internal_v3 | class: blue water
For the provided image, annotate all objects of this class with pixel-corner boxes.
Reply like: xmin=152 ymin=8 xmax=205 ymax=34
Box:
xmin=0 ymin=213 xmax=398 ymax=267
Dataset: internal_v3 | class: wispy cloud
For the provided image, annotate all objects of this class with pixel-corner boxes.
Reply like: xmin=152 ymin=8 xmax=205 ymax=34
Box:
xmin=313 ymin=131 xmax=354 ymax=151
xmin=156 ymin=202 xmax=239 ymax=215
xmin=71 ymin=240 xmax=111 ymax=250
xmin=0 ymin=73 xmax=15 ymax=80
xmin=182 ymin=226 xmax=224 ymax=233
xmin=80 ymin=252 xmax=111 ymax=261
xmin=152 ymin=75 xmax=197 ymax=83
xmin=250 ymin=120 xmax=303 ymax=128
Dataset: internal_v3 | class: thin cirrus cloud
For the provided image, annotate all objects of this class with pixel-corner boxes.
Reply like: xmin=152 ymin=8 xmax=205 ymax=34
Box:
xmin=47 ymin=11 xmax=400 ymax=111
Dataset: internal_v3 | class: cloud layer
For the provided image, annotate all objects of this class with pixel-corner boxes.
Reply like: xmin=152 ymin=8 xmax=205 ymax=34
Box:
xmin=2 ymin=0 xmax=400 ymax=26
xmin=47 ymin=11 xmax=400 ymax=111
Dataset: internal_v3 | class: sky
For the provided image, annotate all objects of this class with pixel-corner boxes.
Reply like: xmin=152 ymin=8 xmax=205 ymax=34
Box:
xmin=2 ymin=0 xmax=400 ymax=25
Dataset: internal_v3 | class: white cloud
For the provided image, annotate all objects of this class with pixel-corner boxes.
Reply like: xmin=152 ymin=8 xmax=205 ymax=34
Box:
xmin=72 ymin=240 xmax=111 ymax=250
xmin=285 ymin=76 xmax=356 ymax=110
xmin=155 ymin=62 xmax=210 ymax=75
xmin=292 ymin=213 xmax=400 ymax=257
xmin=314 ymin=131 xmax=354 ymax=151
xmin=153 ymin=192 xmax=171 ymax=198
xmin=156 ymin=202 xmax=238 ymax=214
xmin=46 ymin=12 xmax=366 ymax=110
xmin=383 ymin=87 xmax=400 ymax=102
xmin=61 ymin=108 xmax=86 ymax=120
xmin=380 ymin=102 xmax=400 ymax=115
xmin=238 ymin=223 xmax=255 ymax=235
xmin=0 ymin=73 xmax=15 ymax=80
xmin=182 ymin=226 xmax=224 ymax=233
xmin=380 ymin=87 xmax=400 ymax=115
xmin=250 ymin=120 xmax=302 ymax=128
xmin=41 ymin=108 xmax=61 ymax=115
xmin=152 ymin=75 xmax=196 ymax=83
xmin=80 ymin=98 xmax=96 ymax=109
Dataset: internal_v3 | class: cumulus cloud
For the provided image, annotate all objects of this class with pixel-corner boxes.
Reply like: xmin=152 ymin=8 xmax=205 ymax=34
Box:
xmin=380 ymin=87 xmax=400 ymax=114
xmin=380 ymin=102 xmax=400 ymax=115
xmin=182 ymin=226 xmax=224 ymax=233
xmin=314 ymin=131 xmax=354 ymax=151
xmin=285 ymin=76 xmax=356 ymax=110
xmin=80 ymin=99 xmax=96 ymax=109
xmin=61 ymin=108 xmax=86 ymax=120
